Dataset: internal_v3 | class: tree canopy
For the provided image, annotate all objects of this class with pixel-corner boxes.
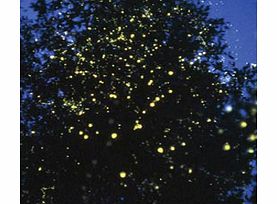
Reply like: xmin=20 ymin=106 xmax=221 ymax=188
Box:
xmin=21 ymin=0 xmax=257 ymax=203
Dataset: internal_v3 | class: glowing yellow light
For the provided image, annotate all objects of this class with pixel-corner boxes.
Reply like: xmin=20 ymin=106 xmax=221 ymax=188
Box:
xmin=79 ymin=131 xmax=84 ymax=135
xmin=149 ymin=102 xmax=155 ymax=107
xmin=111 ymin=133 xmax=118 ymax=139
xmin=188 ymin=168 xmax=193 ymax=174
xmin=38 ymin=167 xmax=42 ymax=171
xmin=240 ymin=121 xmax=248 ymax=128
xmin=157 ymin=147 xmax=164 ymax=154
xmin=248 ymin=134 xmax=257 ymax=142
xmin=168 ymin=71 xmax=174 ymax=76
xmin=142 ymin=110 xmax=147 ymax=114
xmin=248 ymin=148 xmax=255 ymax=154
xmin=50 ymin=55 xmax=55 ymax=59
xmin=137 ymin=59 xmax=142 ymax=63
xmin=83 ymin=135 xmax=89 ymax=140
xmin=207 ymin=118 xmax=212 ymax=122
xmin=133 ymin=123 xmax=143 ymax=130
xmin=130 ymin=34 xmax=135 ymax=38
xmin=155 ymin=96 xmax=160 ymax=102
xmin=147 ymin=79 xmax=153 ymax=86
xmin=71 ymin=105 xmax=77 ymax=110
xmin=170 ymin=146 xmax=175 ymax=151
xmin=119 ymin=171 xmax=127 ymax=178
xmin=181 ymin=142 xmax=186 ymax=146
xmin=88 ymin=123 xmax=93 ymax=128
xmin=168 ymin=89 xmax=173 ymax=94
xmin=223 ymin=142 xmax=231 ymax=151
xmin=31 ymin=130 xmax=36 ymax=134
xmin=109 ymin=93 xmax=118 ymax=99
xmin=68 ymin=126 xmax=74 ymax=133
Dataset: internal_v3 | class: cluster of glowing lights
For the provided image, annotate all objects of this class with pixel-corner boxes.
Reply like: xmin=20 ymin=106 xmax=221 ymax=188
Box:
xmin=133 ymin=121 xmax=143 ymax=131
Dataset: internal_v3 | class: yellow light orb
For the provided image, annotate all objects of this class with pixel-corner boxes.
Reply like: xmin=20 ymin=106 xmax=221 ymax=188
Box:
xmin=188 ymin=168 xmax=193 ymax=174
xmin=181 ymin=142 xmax=186 ymax=146
xmin=248 ymin=134 xmax=257 ymax=142
xmin=79 ymin=131 xmax=84 ymax=135
xmin=150 ymin=102 xmax=155 ymax=107
xmin=109 ymin=93 xmax=117 ymax=99
xmin=168 ymin=71 xmax=174 ymax=76
xmin=71 ymin=105 xmax=77 ymax=110
xmin=155 ymin=96 xmax=161 ymax=102
xmin=168 ymin=89 xmax=173 ymax=94
xmin=83 ymin=135 xmax=89 ymax=140
xmin=248 ymin=148 xmax=255 ymax=154
xmin=88 ymin=123 xmax=93 ymax=128
xmin=119 ymin=171 xmax=127 ymax=178
xmin=240 ymin=121 xmax=248 ymax=128
xmin=130 ymin=34 xmax=135 ymax=38
xmin=147 ymin=79 xmax=153 ymax=86
xmin=157 ymin=147 xmax=164 ymax=154
xmin=223 ymin=142 xmax=231 ymax=151
xmin=111 ymin=133 xmax=118 ymax=139
xmin=170 ymin=146 xmax=175 ymax=151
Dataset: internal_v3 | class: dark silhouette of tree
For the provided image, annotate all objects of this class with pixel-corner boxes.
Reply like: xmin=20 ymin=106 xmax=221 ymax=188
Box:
xmin=21 ymin=0 xmax=257 ymax=203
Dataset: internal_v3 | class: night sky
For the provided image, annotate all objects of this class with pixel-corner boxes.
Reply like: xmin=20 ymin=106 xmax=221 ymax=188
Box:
xmin=20 ymin=1 xmax=257 ymax=203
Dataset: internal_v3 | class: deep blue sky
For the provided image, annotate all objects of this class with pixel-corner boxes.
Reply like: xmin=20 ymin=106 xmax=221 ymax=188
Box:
xmin=208 ymin=0 xmax=257 ymax=67
xmin=20 ymin=0 xmax=257 ymax=67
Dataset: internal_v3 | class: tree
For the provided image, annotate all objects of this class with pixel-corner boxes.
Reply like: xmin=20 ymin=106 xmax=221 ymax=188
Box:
xmin=21 ymin=0 xmax=257 ymax=203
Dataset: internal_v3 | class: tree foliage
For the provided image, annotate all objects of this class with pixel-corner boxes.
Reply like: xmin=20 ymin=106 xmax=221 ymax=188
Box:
xmin=21 ymin=0 xmax=257 ymax=203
